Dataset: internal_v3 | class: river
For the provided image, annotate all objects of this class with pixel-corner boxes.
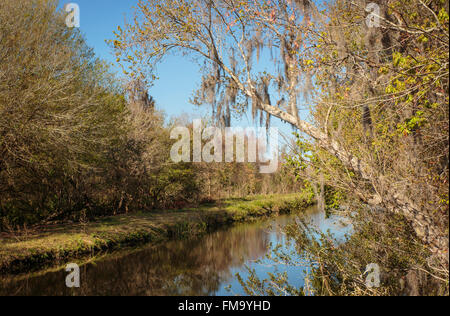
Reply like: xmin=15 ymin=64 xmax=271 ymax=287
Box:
xmin=0 ymin=206 xmax=351 ymax=296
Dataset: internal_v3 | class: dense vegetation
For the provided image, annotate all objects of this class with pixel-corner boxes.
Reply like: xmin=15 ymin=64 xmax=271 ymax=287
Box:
xmin=0 ymin=0 xmax=299 ymax=230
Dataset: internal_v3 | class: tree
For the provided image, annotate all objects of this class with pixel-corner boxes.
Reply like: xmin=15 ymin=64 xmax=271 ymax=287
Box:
xmin=111 ymin=0 xmax=448 ymax=266
xmin=0 ymin=0 xmax=128 ymax=226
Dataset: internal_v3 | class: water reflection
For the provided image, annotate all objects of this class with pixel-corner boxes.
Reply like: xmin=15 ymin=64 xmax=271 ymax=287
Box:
xmin=0 ymin=206 xmax=349 ymax=296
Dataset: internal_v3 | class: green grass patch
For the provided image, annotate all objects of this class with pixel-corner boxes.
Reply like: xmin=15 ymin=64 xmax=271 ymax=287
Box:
xmin=0 ymin=193 xmax=312 ymax=275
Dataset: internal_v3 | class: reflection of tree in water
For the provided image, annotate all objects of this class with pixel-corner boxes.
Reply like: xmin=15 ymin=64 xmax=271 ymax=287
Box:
xmin=0 ymin=221 xmax=270 ymax=296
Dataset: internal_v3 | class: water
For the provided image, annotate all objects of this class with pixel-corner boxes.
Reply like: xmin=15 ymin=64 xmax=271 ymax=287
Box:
xmin=0 ymin=206 xmax=350 ymax=296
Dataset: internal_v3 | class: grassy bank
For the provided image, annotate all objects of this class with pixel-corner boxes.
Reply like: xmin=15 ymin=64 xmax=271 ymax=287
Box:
xmin=0 ymin=193 xmax=312 ymax=275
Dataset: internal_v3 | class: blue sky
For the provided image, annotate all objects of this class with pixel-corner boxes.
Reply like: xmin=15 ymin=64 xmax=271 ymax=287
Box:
xmin=57 ymin=0 xmax=297 ymax=139
xmin=58 ymin=0 xmax=210 ymax=120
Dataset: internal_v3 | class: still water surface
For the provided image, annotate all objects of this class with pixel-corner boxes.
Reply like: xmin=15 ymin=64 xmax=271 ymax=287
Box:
xmin=0 ymin=206 xmax=350 ymax=296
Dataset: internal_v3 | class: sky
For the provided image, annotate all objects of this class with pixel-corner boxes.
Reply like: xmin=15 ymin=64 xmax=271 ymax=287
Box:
xmin=58 ymin=0 xmax=210 ymax=120
xmin=57 ymin=0 xmax=297 ymax=140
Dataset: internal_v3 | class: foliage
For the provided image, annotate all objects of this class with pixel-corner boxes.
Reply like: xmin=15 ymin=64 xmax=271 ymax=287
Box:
xmin=0 ymin=0 xmax=127 ymax=227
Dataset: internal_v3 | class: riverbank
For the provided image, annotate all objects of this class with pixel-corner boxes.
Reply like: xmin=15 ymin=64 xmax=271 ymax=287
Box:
xmin=0 ymin=193 xmax=312 ymax=275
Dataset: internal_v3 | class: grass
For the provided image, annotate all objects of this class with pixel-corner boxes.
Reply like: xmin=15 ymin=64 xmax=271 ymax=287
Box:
xmin=0 ymin=193 xmax=313 ymax=275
